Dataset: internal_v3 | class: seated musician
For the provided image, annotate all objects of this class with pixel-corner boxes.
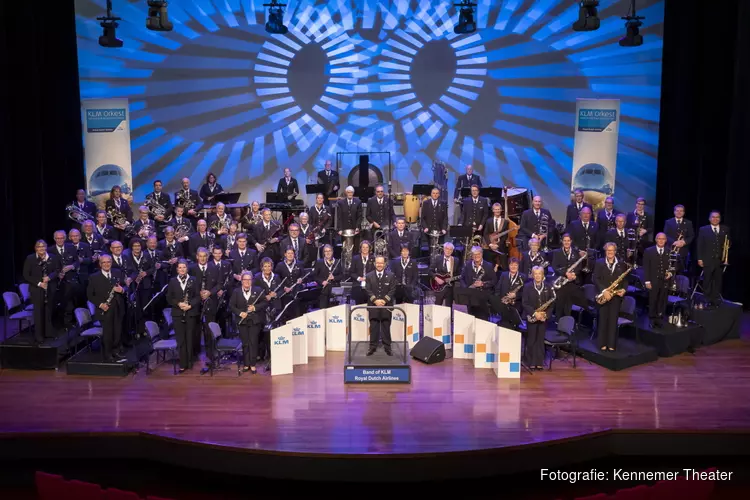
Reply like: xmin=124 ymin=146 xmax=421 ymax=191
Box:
xmin=308 ymin=194 xmax=332 ymax=246
xmin=522 ymin=266 xmax=554 ymax=371
xmin=280 ymin=223 xmax=308 ymax=265
xmin=70 ymin=189 xmax=97 ymax=230
xmin=242 ymin=200 xmax=263 ymax=231
xmin=520 ymin=238 xmax=547 ymax=278
xmin=388 ymin=217 xmax=412 ymax=259
xmin=188 ymin=219 xmax=214 ymax=260
xmin=81 ymin=219 xmax=105 ymax=260
xmin=199 ymin=172 xmax=224 ymax=205
xmin=493 ymin=257 xmax=525 ymax=328
xmin=275 ymin=246 xmax=305 ymax=321
xmin=390 ymin=244 xmax=418 ymax=304
xmin=229 ymin=233 xmax=258 ymax=292
xmin=252 ymin=208 xmax=281 ymax=262
xmin=350 ymin=240 xmax=375 ymax=305
xmin=429 ymin=242 xmax=458 ymax=308
xmin=459 ymin=184 xmax=489 ymax=235
xmin=94 ymin=210 xmax=115 ymax=247
xmin=170 ymin=205 xmax=193 ymax=244
xmin=458 ymin=246 xmax=497 ymax=321
xmin=220 ymin=221 xmax=240 ymax=256
xmin=298 ymin=212 xmax=312 ymax=240
xmin=483 ymin=202 xmax=509 ymax=273
xmin=605 ymin=214 xmax=630 ymax=262
xmin=313 ymin=244 xmax=342 ymax=309
xmin=105 ymin=185 xmax=133 ymax=243
xmin=133 ymin=205 xmax=155 ymax=239
xmin=365 ymin=256 xmax=396 ymax=356
xmin=207 ymin=202 xmax=231 ymax=237
xmin=551 ymin=234 xmax=587 ymax=322
xmin=593 ymin=243 xmax=628 ymax=351
xmin=175 ymin=177 xmax=204 ymax=220
xmin=230 ymin=271 xmax=267 ymax=374
xmin=565 ymin=189 xmax=593 ymax=228
xmin=277 ymin=167 xmax=299 ymax=200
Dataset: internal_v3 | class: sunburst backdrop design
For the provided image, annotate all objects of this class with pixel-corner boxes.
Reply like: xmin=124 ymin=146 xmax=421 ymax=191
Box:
xmin=74 ymin=0 xmax=664 ymax=219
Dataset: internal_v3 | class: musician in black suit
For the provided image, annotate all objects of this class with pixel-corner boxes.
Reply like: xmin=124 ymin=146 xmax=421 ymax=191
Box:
xmin=188 ymin=220 xmax=216 ymax=261
xmin=365 ymin=184 xmax=395 ymax=241
xmin=157 ymin=226 xmax=185 ymax=278
xmin=167 ymin=260 xmax=202 ymax=372
xmin=69 ymin=189 xmax=97 ymax=230
xmin=189 ymin=247 xmax=220 ymax=359
xmin=313 ymin=245 xmax=343 ymax=309
xmin=275 ymin=247 xmax=305 ymax=321
xmin=459 ymin=185 xmax=489 ymax=234
xmin=388 ymin=218 xmax=412 ymax=258
xmin=279 ymin=223 xmax=309 ymax=265
xmin=522 ymin=266 xmax=554 ymax=370
xmin=458 ymin=246 xmax=497 ymax=321
xmin=229 ymin=234 xmax=258 ymax=291
xmin=390 ymin=244 xmax=418 ymax=304
xmin=87 ymin=254 xmax=126 ymax=360
xmin=595 ymin=197 xmax=620 ymax=249
xmin=230 ymin=271 xmax=268 ymax=373
xmin=308 ymin=194 xmax=332 ymax=247
xmin=253 ymin=208 xmax=282 ymax=262
xmin=453 ymin=164 xmax=482 ymax=202
xmin=421 ymin=187 xmax=448 ymax=244
xmin=520 ymin=238 xmax=547 ymax=278
xmin=219 ymin=222 xmax=240 ymax=256
xmin=565 ymin=189 xmax=593 ymax=228
xmin=68 ymin=229 xmax=93 ymax=295
xmin=605 ymin=214 xmax=630 ymax=262
xmin=593 ymin=243 xmax=628 ymax=351
xmin=108 ymin=241 xmax=128 ymax=275
xmin=124 ymin=238 xmax=154 ymax=329
xmin=518 ymin=196 xmax=553 ymax=251
xmin=94 ymin=210 xmax=116 ymax=248
xmin=350 ymin=241 xmax=375 ymax=304
xmin=567 ymin=207 xmax=599 ymax=251
xmin=199 ymin=172 xmax=224 ymax=205
xmin=696 ymin=211 xmax=730 ymax=307
xmin=493 ymin=258 xmax=525 ymax=328
xmin=81 ymin=220 xmax=106 ymax=260
xmin=104 ymin=185 xmax=133 ymax=244
xmin=429 ymin=242 xmax=458 ymax=307
xmin=132 ymin=206 xmax=156 ymax=241
xmin=147 ymin=180 xmax=173 ymax=236
xmin=643 ymin=233 xmax=673 ymax=327
xmin=663 ymin=204 xmax=695 ymax=273
xmin=317 ymin=160 xmax=340 ymax=204
xmin=483 ymin=203 xmax=509 ymax=272
xmin=207 ymin=246 xmax=232 ymax=347
xmin=22 ymin=240 xmax=61 ymax=343
xmin=276 ymin=167 xmax=299 ymax=200
xmin=50 ymin=230 xmax=80 ymax=328
xmin=337 ymin=185 xmax=362 ymax=233
xmin=206 ymin=202 xmax=232 ymax=239
xmin=626 ymin=197 xmax=654 ymax=263
xmin=144 ymin=235 xmax=169 ymax=295
xmin=551 ymin=234 xmax=587 ymax=321
xmin=365 ymin=256 xmax=397 ymax=356
xmin=175 ymin=177 xmax=204 ymax=220
xmin=298 ymin=212 xmax=312 ymax=242
xmin=255 ymin=257 xmax=284 ymax=319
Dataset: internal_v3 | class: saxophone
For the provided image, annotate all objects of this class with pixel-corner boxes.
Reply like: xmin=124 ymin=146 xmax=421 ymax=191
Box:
xmin=501 ymin=279 xmax=524 ymax=304
xmin=552 ymin=252 xmax=588 ymax=289
xmin=527 ymin=288 xmax=556 ymax=323
xmin=596 ymin=264 xmax=633 ymax=304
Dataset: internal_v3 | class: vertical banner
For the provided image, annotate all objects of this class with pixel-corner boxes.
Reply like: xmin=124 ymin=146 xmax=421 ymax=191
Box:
xmin=571 ymin=99 xmax=620 ymax=207
xmin=288 ymin=315 xmax=308 ymax=366
xmin=391 ymin=303 xmax=420 ymax=348
xmin=424 ymin=305 xmax=452 ymax=349
xmin=306 ymin=309 xmax=326 ymax=357
xmin=351 ymin=307 xmax=369 ymax=342
xmin=492 ymin=326 xmax=522 ymax=379
xmin=326 ymin=304 xmax=349 ymax=351
xmin=453 ymin=310 xmax=476 ymax=360
xmin=473 ymin=319 xmax=498 ymax=369
xmin=81 ymin=98 xmax=133 ymax=209
xmin=270 ymin=323 xmax=294 ymax=376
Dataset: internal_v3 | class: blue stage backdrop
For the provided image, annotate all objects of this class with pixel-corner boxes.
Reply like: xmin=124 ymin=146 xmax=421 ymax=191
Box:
xmin=74 ymin=0 xmax=664 ymax=220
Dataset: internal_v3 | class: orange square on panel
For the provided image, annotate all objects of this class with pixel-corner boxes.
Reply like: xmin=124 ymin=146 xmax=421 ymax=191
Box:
xmin=499 ymin=352 xmax=510 ymax=363
xmin=435 ymin=327 xmax=442 ymax=337
xmin=455 ymin=334 xmax=465 ymax=344
xmin=407 ymin=325 xmax=413 ymax=335
xmin=476 ymin=343 xmax=486 ymax=353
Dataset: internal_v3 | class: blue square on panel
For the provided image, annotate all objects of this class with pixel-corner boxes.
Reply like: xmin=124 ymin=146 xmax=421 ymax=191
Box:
xmin=442 ymin=335 xmax=450 ymax=344
xmin=412 ymin=332 xmax=420 ymax=342
xmin=464 ymin=344 xmax=474 ymax=354
xmin=509 ymin=362 xmax=520 ymax=372
xmin=486 ymin=353 xmax=496 ymax=363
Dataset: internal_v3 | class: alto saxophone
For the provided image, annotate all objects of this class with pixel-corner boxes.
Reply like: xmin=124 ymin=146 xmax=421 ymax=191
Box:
xmin=527 ymin=289 xmax=556 ymax=323
xmin=596 ymin=265 xmax=633 ymax=304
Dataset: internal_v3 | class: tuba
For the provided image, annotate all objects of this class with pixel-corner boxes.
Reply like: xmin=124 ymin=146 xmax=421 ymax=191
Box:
xmin=145 ymin=195 xmax=166 ymax=218
xmin=66 ymin=204 xmax=90 ymax=224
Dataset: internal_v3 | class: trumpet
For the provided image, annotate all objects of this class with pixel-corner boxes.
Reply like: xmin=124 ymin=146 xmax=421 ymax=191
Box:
xmin=722 ymin=235 xmax=730 ymax=266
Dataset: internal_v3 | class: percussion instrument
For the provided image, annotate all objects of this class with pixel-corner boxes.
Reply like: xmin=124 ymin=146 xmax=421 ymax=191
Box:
xmin=390 ymin=192 xmax=405 ymax=204
xmin=403 ymin=193 xmax=420 ymax=223
xmin=504 ymin=187 xmax=530 ymax=217
xmin=341 ymin=229 xmax=357 ymax=238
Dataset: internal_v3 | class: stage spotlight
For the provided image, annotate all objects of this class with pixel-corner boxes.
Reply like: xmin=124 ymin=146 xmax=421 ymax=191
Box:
xmin=619 ymin=1 xmax=644 ymax=47
xmin=146 ymin=0 xmax=173 ymax=32
xmin=572 ymin=0 xmax=600 ymax=32
xmin=453 ymin=1 xmax=478 ymax=35
xmin=97 ymin=0 xmax=123 ymax=48
xmin=264 ymin=1 xmax=288 ymax=35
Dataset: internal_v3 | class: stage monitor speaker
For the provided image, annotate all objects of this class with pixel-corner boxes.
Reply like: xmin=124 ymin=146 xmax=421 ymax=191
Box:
xmin=358 ymin=155 xmax=369 ymax=188
xmin=410 ymin=336 xmax=446 ymax=364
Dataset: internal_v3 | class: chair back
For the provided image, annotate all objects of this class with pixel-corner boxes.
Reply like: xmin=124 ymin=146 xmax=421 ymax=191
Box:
xmin=675 ymin=275 xmax=690 ymax=295
xmin=87 ymin=300 xmax=97 ymax=317
xmin=18 ymin=283 xmax=31 ymax=302
xmin=582 ymin=283 xmax=597 ymax=302
xmin=557 ymin=316 xmax=576 ymax=335
xmin=619 ymin=296 xmax=636 ymax=317
xmin=145 ymin=321 xmax=160 ymax=340
xmin=74 ymin=307 xmax=93 ymax=328
xmin=208 ymin=321 xmax=222 ymax=339
xmin=3 ymin=291 xmax=21 ymax=311
xmin=162 ymin=308 xmax=173 ymax=327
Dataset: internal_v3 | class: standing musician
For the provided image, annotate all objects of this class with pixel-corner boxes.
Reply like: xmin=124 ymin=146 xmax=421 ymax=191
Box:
xmin=255 ymin=257 xmax=284 ymax=318
xmin=520 ymin=238 xmax=547 ymax=278
xmin=626 ymin=197 xmax=653 ymax=263
xmin=484 ymin=202 xmax=510 ymax=272
xmin=421 ymin=187 xmax=448 ymax=242
xmin=644 ymin=233 xmax=672 ymax=328
xmin=124 ymin=238 xmax=154 ymax=328
xmin=565 ymin=189 xmax=593 ymax=228
xmin=390 ymin=244 xmax=418 ymax=304
xmin=493 ymin=257 xmax=525 ymax=328
xmin=207 ymin=246 xmax=232 ymax=339
xmin=459 ymin=246 xmax=497 ymax=321
xmin=81 ymin=219 xmax=105 ymax=259
xmin=277 ymin=167 xmax=300 ymax=200
xmin=23 ymin=240 xmax=61 ymax=344
xmin=519 ymin=196 xmax=553 ymax=251
xmin=365 ymin=256 xmax=396 ymax=356
xmin=551 ymin=234 xmax=587 ymax=322
xmin=68 ymin=229 xmax=93 ymax=290
xmin=337 ymin=186 xmax=362 ymax=238
xmin=298 ymin=212 xmax=312 ymax=241
xmin=220 ymin=221 xmax=240 ymax=256
xmin=230 ymin=272 xmax=268 ymax=374
xmin=567 ymin=207 xmax=598 ymax=280
xmin=157 ymin=226 xmax=185 ymax=278
xmin=388 ymin=217 xmax=412 ymax=259
xmin=663 ymin=204 xmax=695 ymax=273
xmin=109 ymin=240 xmax=127 ymax=273
xmin=241 ymin=200 xmax=263 ymax=232
xmin=365 ymin=184 xmax=395 ymax=240
xmin=94 ymin=210 xmax=115 ymax=247
xmin=317 ymin=159 xmax=340 ymax=204
xmin=697 ymin=211 xmax=730 ymax=308
xmin=593 ymin=243 xmax=628 ymax=351
xmin=280 ymin=223 xmax=309 ymax=265
xmin=188 ymin=220 xmax=214 ymax=260
xmin=453 ymin=164 xmax=482 ymax=204
xmin=350 ymin=240 xmax=375 ymax=305
xmin=276 ymin=246 xmax=305 ymax=321
xmin=207 ymin=202 xmax=232 ymax=238
xmin=229 ymin=234 xmax=258 ymax=292
xmin=175 ymin=177 xmax=203 ymax=220
xmin=189 ymin=248 xmax=219 ymax=360
xmin=145 ymin=235 xmax=170 ymax=294
xmin=87 ymin=254 xmax=126 ymax=360
xmin=50 ymin=230 xmax=80 ymax=329
xmin=522 ymin=266 xmax=553 ymax=370
xmin=595 ymin=197 xmax=620 ymax=249
xmin=252 ymin=208 xmax=282 ymax=262
xmin=133 ymin=206 xmax=155 ymax=240
xmin=309 ymin=193 xmax=332 ymax=247
xmin=429 ymin=242 xmax=458 ymax=308
xmin=313 ymin=244 xmax=343 ymax=309
xmin=459 ymin=185 xmax=489 ymax=235
xmin=167 ymin=260 xmax=201 ymax=372
xmin=104 ymin=185 xmax=133 ymax=243
xmin=146 ymin=180 xmax=173 ymax=236
xmin=170 ymin=205 xmax=194 ymax=243
xmin=199 ymin=172 xmax=224 ymax=205
xmin=605 ymin=214 xmax=630 ymax=262
xmin=70 ymin=189 xmax=97 ymax=230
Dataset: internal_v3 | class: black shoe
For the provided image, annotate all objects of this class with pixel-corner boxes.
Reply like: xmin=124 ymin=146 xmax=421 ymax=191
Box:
xmin=366 ymin=347 xmax=376 ymax=356
xmin=384 ymin=348 xmax=393 ymax=356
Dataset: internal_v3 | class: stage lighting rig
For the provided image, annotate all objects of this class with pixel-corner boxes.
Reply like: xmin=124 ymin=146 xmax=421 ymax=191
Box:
xmin=619 ymin=0 xmax=644 ymax=47
xmin=97 ymin=0 xmax=123 ymax=48
xmin=453 ymin=1 xmax=478 ymax=35
xmin=264 ymin=1 xmax=288 ymax=34
xmin=146 ymin=0 xmax=173 ymax=32
xmin=572 ymin=0 xmax=600 ymax=32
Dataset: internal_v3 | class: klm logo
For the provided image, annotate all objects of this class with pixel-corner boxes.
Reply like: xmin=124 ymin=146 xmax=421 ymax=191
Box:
xmin=292 ymin=327 xmax=304 ymax=337
xmin=353 ymin=313 xmax=365 ymax=322
xmin=425 ymin=314 xmax=432 ymax=322
xmin=274 ymin=336 xmax=290 ymax=346
xmin=308 ymin=321 xmax=321 ymax=329
xmin=393 ymin=313 xmax=404 ymax=322
xmin=329 ymin=315 xmax=343 ymax=324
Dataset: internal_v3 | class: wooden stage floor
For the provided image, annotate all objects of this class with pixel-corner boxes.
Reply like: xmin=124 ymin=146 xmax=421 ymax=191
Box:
xmin=1 ymin=320 xmax=749 ymax=456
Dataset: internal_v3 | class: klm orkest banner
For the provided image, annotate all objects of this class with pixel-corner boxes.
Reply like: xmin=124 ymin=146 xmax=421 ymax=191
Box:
xmin=81 ymin=98 xmax=133 ymax=209
xmin=571 ymin=99 xmax=621 ymax=207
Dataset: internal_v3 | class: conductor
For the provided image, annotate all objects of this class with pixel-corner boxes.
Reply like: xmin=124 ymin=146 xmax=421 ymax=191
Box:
xmin=365 ymin=256 xmax=396 ymax=356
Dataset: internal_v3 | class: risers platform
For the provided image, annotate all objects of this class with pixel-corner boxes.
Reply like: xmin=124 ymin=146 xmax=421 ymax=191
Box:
xmin=0 ymin=331 xmax=85 ymax=370
xmin=344 ymin=340 xmax=411 ymax=383
xmin=574 ymin=333 xmax=659 ymax=371
xmin=65 ymin=337 xmax=152 ymax=376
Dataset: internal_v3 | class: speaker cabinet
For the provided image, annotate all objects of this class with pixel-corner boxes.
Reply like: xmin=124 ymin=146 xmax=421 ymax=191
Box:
xmin=410 ymin=337 xmax=446 ymax=364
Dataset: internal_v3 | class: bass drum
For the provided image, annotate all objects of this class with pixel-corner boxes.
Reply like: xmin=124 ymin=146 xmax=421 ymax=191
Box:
xmin=504 ymin=188 xmax=530 ymax=218
xmin=403 ymin=193 xmax=420 ymax=223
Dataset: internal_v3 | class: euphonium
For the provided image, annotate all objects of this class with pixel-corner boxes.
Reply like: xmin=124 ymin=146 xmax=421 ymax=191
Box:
xmin=145 ymin=196 xmax=166 ymax=218
xmin=66 ymin=204 xmax=90 ymax=224
xmin=373 ymin=229 xmax=388 ymax=258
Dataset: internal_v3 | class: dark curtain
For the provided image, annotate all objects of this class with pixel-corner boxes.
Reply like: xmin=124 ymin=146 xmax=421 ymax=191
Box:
xmin=0 ymin=0 xmax=84 ymax=292
xmin=656 ymin=0 xmax=750 ymax=306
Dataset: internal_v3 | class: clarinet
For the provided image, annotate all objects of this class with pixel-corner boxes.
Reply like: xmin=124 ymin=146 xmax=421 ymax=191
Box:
xmin=238 ymin=283 xmax=275 ymax=326
xmin=180 ymin=278 xmax=192 ymax=323
xmin=278 ymin=270 xmax=313 ymax=299
xmin=40 ymin=259 xmax=49 ymax=304
xmin=103 ymin=276 xmax=119 ymax=313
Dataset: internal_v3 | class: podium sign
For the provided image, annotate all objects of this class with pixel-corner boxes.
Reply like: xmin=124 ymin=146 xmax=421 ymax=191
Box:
xmin=288 ymin=315 xmax=308 ymax=366
xmin=351 ymin=307 xmax=369 ymax=342
xmin=492 ymin=326 xmax=522 ymax=379
xmin=306 ymin=309 xmax=326 ymax=357
xmin=424 ymin=304 xmax=452 ymax=348
xmin=270 ymin=323 xmax=294 ymax=376
xmin=473 ymin=319 xmax=498 ymax=369
xmin=453 ymin=310 xmax=476 ymax=359
xmin=326 ymin=304 xmax=349 ymax=351
xmin=391 ymin=302 xmax=420 ymax=348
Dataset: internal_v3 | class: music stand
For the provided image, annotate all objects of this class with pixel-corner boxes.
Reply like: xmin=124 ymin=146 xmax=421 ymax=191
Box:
xmin=306 ymin=184 xmax=325 ymax=195
xmin=265 ymin=192 xmax=287 ymax=204
xmin=354 ymin=186 xmax=375 ymax=201
xmin=297 ymin=287 xmax=322 ymax=314
xmin=412 ymin=184 xmax=433 ymax=197
xmin=214 ymin=192 xmax=241 ymax=204
xmin=480 ymin=187 xmax=503 ymax=202
xmin=460 ymin=187 xmax=471 ymax=198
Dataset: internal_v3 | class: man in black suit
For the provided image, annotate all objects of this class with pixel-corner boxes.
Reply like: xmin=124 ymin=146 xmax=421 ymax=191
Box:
xmin=595 ymin=196 xmax=620 ymax=248
xmin=108 ymin=240 xmax=128 ymax=275
xmin=80 ymin=220 xmax=105 ymax=269
xmin=229 ymin=271 xmax=268 ymax=373
xmin=365 ymin=184 xmax=395 ymax=241
xmin=94 ymin=210 xmax=115 ymax=248
xmin=566 ymin=207 xmax=599 ymax=251
xmin=50 ymin=230 xmax=80 ymax=328
xmin=279 ymin=223 xmax=309 ymax=265
xmin=188 ymin=219 xmax=215 ymax=261
xmin=696 ymin=211 xmax=730 ymax=307
xmin=69 ymin=189 xmax=97 ymax=230
xmin=421 ymin=187 xmax=448 ymax=247
xmin=124 ymin=238 xmax=154 ymax=330
xmin=253 ymin=208 xmax=282 ymax=262
xmin=157 ymin=226 xmax=185 ymax=278
xmin=189 ymin=247 xmax=220 ymax=359
xmin=147 ymin=180 xmax=173 ymax=237
xmin=626 ymin=197 xmax=653 ymax=264
xmin=87 ymin=254 xmax=126 ymax=360
xmin=551 ymin=234 xmax=587 ymax=321
xmin=317 ymin=160 xmax=339 ymax=204
xmin=22 ymin=240 xmax=61 ymax=343
xmin=565 ymin=189 xmax=593 ymax=228
xmin=350 ymin=241 xmax=375 ymax=304
xmin=365 ymin=256 xmax=397 ymax=356
xmin=313 ymin=245 xmax=343 ymax=309
xmin=429 ymin=242 xmax=458 ymax=307
xmin=518 ymin=196 xmax=553 ymax=251
xmin=337 ymin=186 xmax=362 ymax=235
xmin=643 ymin=233 xmax=672 ymax=327
xmin=459 ymin=184 xmax=489 ymax=234
xmin=388 ymin=217 xmax=412 ymax=258
xmin=229 ymin=234 xmax=258 ymax=292
xmin=277 ymin=167 xmax=300 ymax=201
xmin=68 ymin=229 xmax=93 ymax=295
xmin=493 ymin=257 xmax=525 ymax=328
xmin=174 ymin=177 xmax=203 ymax=221
xmin=206 ymin=246 xmax=232 ymax=354
xmin=206 ymin=202 xmax=232 ymax=239
xmin=453 ymin=164 xmax=482 ymax=202
xmin=167 ymin=260 xmax=201 ymax=372
xmin=593 ymin=243 xmax=628 ymax=351
xmin=458 ymin=246 xmax=497 ymax=321
xmin=390 ymin=244 xmax=419 ymax=304
xmin=663 ymin=204 xmax=695 ymax=274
